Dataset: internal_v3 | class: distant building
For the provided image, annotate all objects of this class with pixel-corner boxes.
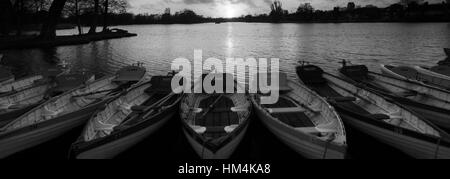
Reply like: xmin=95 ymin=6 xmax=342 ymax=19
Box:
xmin=347 ymin=2 xmax=356 ymax=11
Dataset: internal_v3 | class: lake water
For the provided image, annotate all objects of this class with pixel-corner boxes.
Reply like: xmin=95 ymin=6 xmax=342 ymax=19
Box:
xmin=1 ymin=23 xmax=450 ymax=159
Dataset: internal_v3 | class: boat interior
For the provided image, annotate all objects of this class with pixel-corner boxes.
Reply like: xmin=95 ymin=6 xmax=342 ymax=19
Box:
xmin=0 ymin=75 xmax=44 ymax=94
xmin=181 ymin=73 xmax=251 ymax=143
xmin=385 ymin=65 xmax=419 ymax=79
xmin=430 ymin=65 xmax=450 ymax=77
xmin=0 ymin=84 xmax=50 ymax=114
xmin=306 ymin=67 xmax=440 ymax=137
xmin=0 ymin=76 xmax=119 ymax=132
xmin=256 ymin=73 xmax=346 ymax=144
xmin=83 ymin=76 xmax=178 ymax=142
xmin=367 ymin=72 xmax=450 ymax=110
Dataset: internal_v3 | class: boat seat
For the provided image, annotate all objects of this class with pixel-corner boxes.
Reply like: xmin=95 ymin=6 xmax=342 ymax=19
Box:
xmin=206 ymin=126 xmax=228 ymax=133
xmin=224 ymin=124 xmax=239 ymax=133
xmin=231 ymin=106 xmax=248 ymax=112
xmin=190 ymin=108 xmax=203 ymax=113
xmin=191 ymin=125 xmax=207 ymax=134
xmin=266 ymin=107 xmax=306 ymax=114
xmin=192 ymin=106 xmax=248 ymax=113
xmin=295 ymin=127 xmax=321 ymax=134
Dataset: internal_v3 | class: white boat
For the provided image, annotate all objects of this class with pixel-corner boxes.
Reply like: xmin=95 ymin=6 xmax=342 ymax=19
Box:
xmin=71 ymin=75 xmax=182 ymax=159
xmin=341 ymin=64 xmax=450 ymax=130
xmin=0 ymin=64 xmax=146 ymax=158
xmin=251 ymin=73 xmax=347 ymax=159
xmin=380 ymin=64 xmax=450 ymax=90
xmin=298 ymin=65 xmax=450 ymax=159
xmin=0 ymin=73 xmax=95 ymax=126
xmin=180 ymin=73 xmax=252 ymax=159
xmin=0 ymin=75 xmax=44 ymax=94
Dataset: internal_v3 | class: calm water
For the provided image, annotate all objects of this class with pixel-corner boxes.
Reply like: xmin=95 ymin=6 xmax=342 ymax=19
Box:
xmin=2 ymin=23 xmax=450 ymax=159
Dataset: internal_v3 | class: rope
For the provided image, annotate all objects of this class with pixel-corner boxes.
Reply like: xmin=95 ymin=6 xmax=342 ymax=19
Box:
xmin=434 ymin=138 xmax=441 ymax=159
xmin=322 ymin=141 xmax=329 ymax=159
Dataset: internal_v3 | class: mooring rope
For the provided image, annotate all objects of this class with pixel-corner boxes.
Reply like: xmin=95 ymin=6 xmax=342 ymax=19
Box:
xmin=434 ymin=138 xmax=441 ymax=159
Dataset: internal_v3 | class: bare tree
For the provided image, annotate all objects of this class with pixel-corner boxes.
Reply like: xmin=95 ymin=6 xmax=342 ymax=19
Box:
xmin=88 ymin=0 xmax=99 ymax=34
xmin=102 ymin=0 xmax=108 ymax=32
xmin=39 ymin=0 xmax=68 ymax=39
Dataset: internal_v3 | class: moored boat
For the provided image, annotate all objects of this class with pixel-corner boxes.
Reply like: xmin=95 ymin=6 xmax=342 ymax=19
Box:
xmin=0 ymin=64 xmax=146 ymax=158
xmin=180 ymin=73 xmax=252 ymax=159
xmin=297 ymin=64 xmax=450 ymax=159
xmin=341 ymin=64 xmax=450 ymax=130
xmin=0 ymin=75 xmax=45 ymax=94
xmin=380 ymin=64 xmax=450 ymax=90
xmin=0 ymin=72 xmax=95 ymax=126
xmin=70 ymin=74 xmax=182 ymax=159
xmin=251 ymin=73 xmax=347 ymax=159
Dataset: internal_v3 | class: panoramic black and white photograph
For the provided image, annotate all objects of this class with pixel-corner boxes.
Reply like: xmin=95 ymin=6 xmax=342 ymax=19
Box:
xmin=0 ymin=0 xmax=450 ymax=167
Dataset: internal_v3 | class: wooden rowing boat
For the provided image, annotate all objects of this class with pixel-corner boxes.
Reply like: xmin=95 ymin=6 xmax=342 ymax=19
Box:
xmin=251 ymin=73 xmax=347 ymax=159
xmin=0 ymin=64 xmax=146 ymax=158
xmin=297 ymin=65 xmax=450 ymax=159
xmin=180 ymin=73 xmax=252 ymax=159
xmin=70 ymin=75 xmax=182 ymax=159
xmin=380 ymin=64 xmax=450 ymax=90
xmin=0 ymin=75 xmax=44 ymax=94
xmin=341 ymin=64 xmax=450 ymax=130
xmin=0 ymin=73 xmax=95 ymax=127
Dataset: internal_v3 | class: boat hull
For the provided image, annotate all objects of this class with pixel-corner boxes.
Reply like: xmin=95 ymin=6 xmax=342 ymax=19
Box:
xmin=340 ymin=111 xmax=450 ymax=159
xmin=401 ymin=103 xmax=450 ymax=130
xmin=75 ymin=113 xmax=174 ymax=159
xmin=182 ymin=123 xmax=249 ymax=159
xmin=0 ymin=102 xmax=42 ymax=127
xmin=253 ymin=105 xmax=346 ymax=159
xmin=0 ymin=99 xmax=108 ymax=158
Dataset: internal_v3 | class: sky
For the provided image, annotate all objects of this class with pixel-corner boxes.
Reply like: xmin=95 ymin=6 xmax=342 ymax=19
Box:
xmin=127 ymin=0 xmax=443 ymax=18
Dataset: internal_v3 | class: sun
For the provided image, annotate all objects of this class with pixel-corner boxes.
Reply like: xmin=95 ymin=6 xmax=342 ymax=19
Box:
xmin=224 ymin=5 xmax=235 ymax=18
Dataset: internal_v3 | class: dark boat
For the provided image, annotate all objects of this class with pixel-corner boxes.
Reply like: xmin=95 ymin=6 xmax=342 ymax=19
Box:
xmin=251 ymin=73 xmax=347 ymax=159
xmin=340 ymin=63 xmax=450 ymax=130
xmin=296 ymin=64 xmax=450 ymax=159
xmin=70 ymin=74 xmax=182 ymax=159
xmin=180 ymin=73 xmax=252 ymax=159
xmin=0 ymin=63 xmax=146 ymax=158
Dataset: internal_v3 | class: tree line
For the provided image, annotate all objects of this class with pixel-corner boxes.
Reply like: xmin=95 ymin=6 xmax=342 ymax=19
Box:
xmin=1 ymin=0 xmax=449 ymax=39
xmin=0 ymin=0 xmax=128 ymax=39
